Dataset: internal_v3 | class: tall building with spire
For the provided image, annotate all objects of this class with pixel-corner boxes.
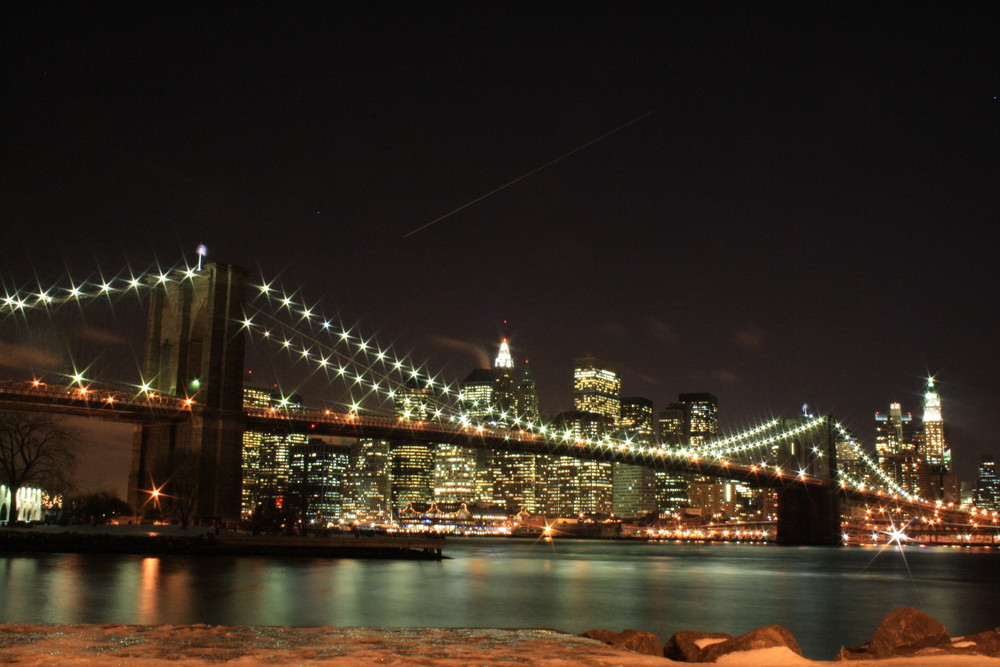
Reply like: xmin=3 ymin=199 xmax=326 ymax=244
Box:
xmin=459 ymin=337 xmax=542 ymax=512
xmin=921 ymin=378 xmax=948 ymax=469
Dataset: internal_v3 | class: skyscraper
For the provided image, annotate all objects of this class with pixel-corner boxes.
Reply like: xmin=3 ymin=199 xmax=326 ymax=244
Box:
xmin=563 ymin=357 xmax=621 ymax=514
xmin=390 ymin=377 xmax=435 ymax=506
xmin=874 ymin=401 xmax=920 ymax=492
xmin=345 ymin=438 xmax=392 ymax=523
xmin=674 ymin=393 xmax=734 ymax=518
xmin=921 ymin=378 xmax=948 ymax=469
xmin=973 ymin=455 xmax=999 ymax=511
xmin=679 ymin=393 xmax=718 ymax=447
xmin=541 ymin=410 xmax=615 ymax=515
xmin=835 ymin=426 xmax=869 ymax=486
xmin=614 ymin=397 xmax=657 ymax=517
xmin=459 ymin=367 xmax=498 ymax=504
xmin=432 ymin=442 xmax=477 ymax=503
xmin=573 ymin=357 xmax=621 ymax=424
xmin=655 ymin=404 xmax=690 ymax=513
xmin=875 ymin=402 xmax=914 ymax=459
xmin=459 ymin=338 xmax=542 ymax=511
xmin=289 ymin=439 xmax=351 ymax=523
xmin=241 ymin=385 xmax=307 ymax=517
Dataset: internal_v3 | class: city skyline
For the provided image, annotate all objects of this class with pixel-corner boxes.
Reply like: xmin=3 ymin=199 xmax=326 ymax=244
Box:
xmin=2 ymin=3 xmax=996 ymax=486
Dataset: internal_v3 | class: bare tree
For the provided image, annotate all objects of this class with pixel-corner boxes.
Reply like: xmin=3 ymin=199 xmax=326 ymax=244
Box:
xmin=0 ymin=411 xmax=76 ymax=523
xmin=163 ymin=449 xmax=200 ymax=528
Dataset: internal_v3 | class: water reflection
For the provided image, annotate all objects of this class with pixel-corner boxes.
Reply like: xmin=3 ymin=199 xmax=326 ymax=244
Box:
xmin=138 ymin=557 xmax=159 ymax=622
xmin=1 ymin=541 xmax=997 ymax=659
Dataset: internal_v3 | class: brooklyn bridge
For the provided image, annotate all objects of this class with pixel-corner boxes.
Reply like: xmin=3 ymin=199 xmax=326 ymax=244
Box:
xmin=0 ymin=261 xmax=979 ymax=545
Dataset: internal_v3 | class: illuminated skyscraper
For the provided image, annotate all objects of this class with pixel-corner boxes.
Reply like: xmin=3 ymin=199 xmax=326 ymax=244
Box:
xmin=537 ymin=357 xmax=620 ymax=515
xmin=573 ymin=357 xmax=621 ymax=511
xmin=973 ymin=455 xmax=999 ymax=511
xmin=459 ymin=367 xmax=497 ymax=503
xmin=573 ymin=357 xmax=621 ymax=424
xmin=875 ymin=402 xmax=913 ymax=459
xmin=679 ymin=393 xmax=718 ymax=447
xmin=345 ymin=438 xmax=391 ymax=523
xmin=614 ymin=397 xmax=657 ymax=517
xmin=241 ymin=386 xmax=307 ymax=516
xmin=874 ymin=401 xmax=921 ymax=492
xmin=674 ymin=393 xmax=733 ymax=517
xmin=432 ymin=442 xmax=477 ymax=503
xmin=460 ymin=338 xmax=542 ymax=511
xmin=390 ymin=377 xmax=435 ymax=506
xmin=541 ymin=410 xmax=614 ymax=515
xmin=289 ymin=439 xmax=351 ymax=523
xmin=835 ymin=426 xmax=869 ymax=486
xmin=655 ymin=404 xmax=690 ymax=513
xmin=921 ymin=378 xmax=948 ymax=469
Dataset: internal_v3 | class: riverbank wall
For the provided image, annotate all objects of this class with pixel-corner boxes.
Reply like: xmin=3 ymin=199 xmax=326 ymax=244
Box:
xmin=0 ymin=527 xmax=445 ymax=559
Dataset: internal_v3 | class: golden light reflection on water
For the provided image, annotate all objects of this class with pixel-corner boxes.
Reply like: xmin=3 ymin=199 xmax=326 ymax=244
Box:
xmin=138 ymin=557 xmax=160 ymax=623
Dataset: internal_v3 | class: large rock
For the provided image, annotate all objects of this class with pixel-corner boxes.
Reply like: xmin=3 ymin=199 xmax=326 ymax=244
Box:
xmin=664 ymin=630 xmax=732 ymax=662
xmin=701 ymin=625 xmax=802 ymax=663
xmin=581 ymin=628 xmax=663 ymax=656
xmin=866 ymin=607 xmax=951 ymax=658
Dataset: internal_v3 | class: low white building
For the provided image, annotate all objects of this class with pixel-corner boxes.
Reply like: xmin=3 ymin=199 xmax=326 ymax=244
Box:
xmin=0 ymin=485 xmax=44 ymax=523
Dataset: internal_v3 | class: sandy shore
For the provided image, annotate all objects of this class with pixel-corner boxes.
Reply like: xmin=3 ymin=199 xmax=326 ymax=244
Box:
xmin=1 ymin=624 xmax=998 ymax=666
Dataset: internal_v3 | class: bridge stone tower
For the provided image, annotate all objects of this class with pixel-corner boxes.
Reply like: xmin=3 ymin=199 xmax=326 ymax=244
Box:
xmin=128 ymin=263 xmax=249 ymax=522
xmin=774 ymin=414 xmax=842 ymax=545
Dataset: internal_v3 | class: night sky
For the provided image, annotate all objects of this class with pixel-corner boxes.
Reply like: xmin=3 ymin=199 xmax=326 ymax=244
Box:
xmin=2 ymin=3 xmax=997 ymax=487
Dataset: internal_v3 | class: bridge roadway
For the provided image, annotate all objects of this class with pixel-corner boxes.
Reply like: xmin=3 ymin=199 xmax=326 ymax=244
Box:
xmin=0 ymin=381 xmax=962 ymax=518
xmin=1 ymin=381 xmax=826 ymax=489
xmin=254 ymin=407 xmax=959 ymax=517
xmin=244 ymin=406 xmax=832 ymax=491
xmin=0 ymin=380 xmax=192 ymax=422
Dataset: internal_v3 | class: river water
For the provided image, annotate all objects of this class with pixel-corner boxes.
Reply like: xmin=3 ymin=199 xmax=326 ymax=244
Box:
xmin=1 ymin=538 xmax=997 ymax=660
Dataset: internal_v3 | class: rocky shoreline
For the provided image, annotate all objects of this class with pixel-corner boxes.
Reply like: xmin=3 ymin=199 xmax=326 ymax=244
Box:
xmin=583 ymin=607 xmax=1000 ymax=662
xmin=0 ymin=609 xmax=996 ymax=665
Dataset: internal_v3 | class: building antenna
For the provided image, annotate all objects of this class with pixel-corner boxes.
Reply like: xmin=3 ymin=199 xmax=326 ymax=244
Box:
xmin=403 ymin=110 xmax=655 ymax=238
xmin=196 ymin=244 xmax=208 ymax=271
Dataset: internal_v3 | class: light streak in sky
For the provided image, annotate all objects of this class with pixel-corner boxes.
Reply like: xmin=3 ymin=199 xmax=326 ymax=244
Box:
xmin=402 ymin=110 xmax=655 ymax=238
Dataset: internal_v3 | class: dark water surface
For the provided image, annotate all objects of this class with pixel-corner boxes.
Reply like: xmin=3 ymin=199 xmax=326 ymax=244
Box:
xmin=2 ymin=538 xmax=997 ymax=659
